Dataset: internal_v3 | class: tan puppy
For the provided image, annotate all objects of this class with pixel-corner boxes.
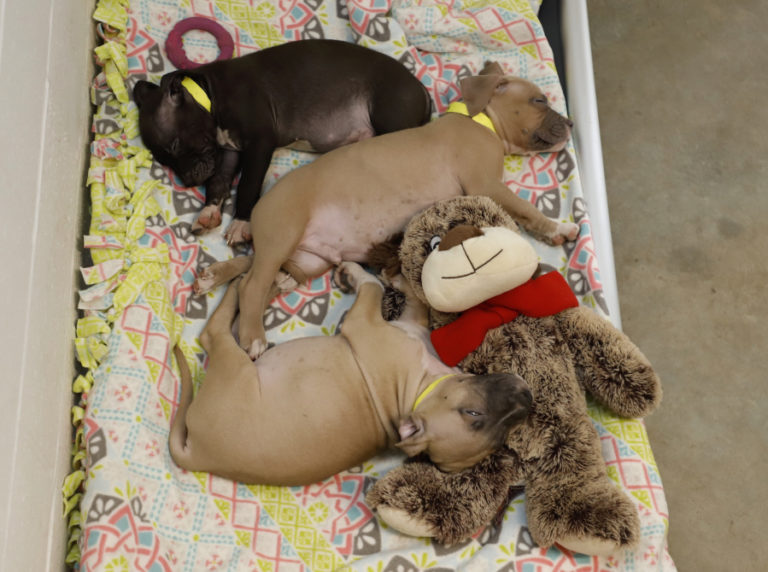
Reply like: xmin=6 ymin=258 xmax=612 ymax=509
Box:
xmin=170 ymin=262 xmax=531 ymax=485
xmin=195 ymin=64 xmax=578 ymax=359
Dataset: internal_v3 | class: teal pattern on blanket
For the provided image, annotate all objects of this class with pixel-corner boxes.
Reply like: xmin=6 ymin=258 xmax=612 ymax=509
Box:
xmin=67 ymin=0 xmax=675 ymax=571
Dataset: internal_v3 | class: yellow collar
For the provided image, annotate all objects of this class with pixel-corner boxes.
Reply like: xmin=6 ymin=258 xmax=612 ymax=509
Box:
xmin=412 ymin=374 xmax=456 ymax=411
xmin=181 ymin=76 xmax=212 ymax=113
xmin=446 ymin=101 xmax=496 ymax=134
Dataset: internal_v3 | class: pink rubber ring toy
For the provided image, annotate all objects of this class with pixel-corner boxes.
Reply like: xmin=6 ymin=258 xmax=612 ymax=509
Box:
xmin=165 ymin=17 xmax=234 ymax=70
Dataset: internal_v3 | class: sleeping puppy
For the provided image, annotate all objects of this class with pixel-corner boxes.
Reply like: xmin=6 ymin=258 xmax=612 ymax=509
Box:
xmin=134 ymin=39 xmax=431 ymax=243
xmin=170 ymin=262 xmax=531 ymax=485
xmin=194 ymin=62 xmax=578 ymax=360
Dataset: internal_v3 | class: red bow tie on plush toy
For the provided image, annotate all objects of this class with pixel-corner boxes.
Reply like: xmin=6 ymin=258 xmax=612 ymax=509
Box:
xmin=431 ymin=272 xmax=579 ymax=366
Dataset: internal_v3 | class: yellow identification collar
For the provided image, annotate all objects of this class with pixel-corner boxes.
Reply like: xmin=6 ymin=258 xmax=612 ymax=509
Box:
xmin=181 ymin=76 xmax=212 ymax=112
xmin=412 ymin=374 xmax=456 ymax=411
xmin=446 ymin=101 xmax=496 ymax=134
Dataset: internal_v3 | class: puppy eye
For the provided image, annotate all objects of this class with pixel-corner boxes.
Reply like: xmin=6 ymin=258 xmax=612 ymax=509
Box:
xmin=531 ymin=96 xmax=548 ymax=105
xmin=169 ymin=138 xmax=180 ymax=155
xmin=429 ymin=235 xmax=442 ymax=251
xmin=462 ymin=409 xmax=482 ymax=417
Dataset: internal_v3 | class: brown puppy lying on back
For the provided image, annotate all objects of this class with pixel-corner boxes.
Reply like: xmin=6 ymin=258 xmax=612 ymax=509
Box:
xmin=194 ymin=62 xmax=578 ymax=359
xmin=170 ymin=262 xmax=531 ymax=485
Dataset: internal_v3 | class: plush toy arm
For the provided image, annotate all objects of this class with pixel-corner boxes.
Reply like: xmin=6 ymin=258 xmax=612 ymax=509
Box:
xmin=557 ymin=307 xmax=662 ymax=418
xmin=366 ymin=451 xmax=523 ymax=544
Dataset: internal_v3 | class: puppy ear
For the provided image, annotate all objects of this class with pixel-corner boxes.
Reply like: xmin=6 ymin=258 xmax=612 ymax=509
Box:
xmin=479 ymin=61 xmax=504 ymax=76
xmin=396 ymin=434 xmax=429 ymax=457
xmin=133 ymin=80 xmax=154 ymax=108
xmin=367 ymin=232 xmax=404 ymax=278
xmin=460 ymin=75 xmax=507 ymax=116
xmin=395 ymin=417 xmax=428 ymax=457
xmin=529 ymin=127 xmax=558 ymax=151
xmin=160 ymin=72 xmax=185 ymax=107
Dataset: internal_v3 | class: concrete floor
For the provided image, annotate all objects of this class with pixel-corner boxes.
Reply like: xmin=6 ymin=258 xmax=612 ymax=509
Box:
xmin=587 ymin=1 xmax=768 ymax=569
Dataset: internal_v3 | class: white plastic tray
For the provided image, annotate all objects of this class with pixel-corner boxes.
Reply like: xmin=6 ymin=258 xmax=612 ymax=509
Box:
xmin=561 ymin=0 xmax=622 ymax=327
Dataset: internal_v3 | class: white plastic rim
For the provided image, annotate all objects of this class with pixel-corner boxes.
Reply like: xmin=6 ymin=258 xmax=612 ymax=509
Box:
xmin=561 ymin=0 xmax=623 ymax=328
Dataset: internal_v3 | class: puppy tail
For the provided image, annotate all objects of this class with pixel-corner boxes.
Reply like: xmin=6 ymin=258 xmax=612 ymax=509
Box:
xmin=169 ymin=346 xmax=195 ymax=468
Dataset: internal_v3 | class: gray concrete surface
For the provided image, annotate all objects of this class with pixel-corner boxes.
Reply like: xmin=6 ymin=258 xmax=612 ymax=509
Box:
xmin=587 ymin=1 xmax=768 ymax=569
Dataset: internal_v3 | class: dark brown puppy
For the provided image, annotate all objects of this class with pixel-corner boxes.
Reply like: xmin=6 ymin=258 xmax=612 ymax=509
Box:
xmin=134 ymin=39 xmax=431 ymax=242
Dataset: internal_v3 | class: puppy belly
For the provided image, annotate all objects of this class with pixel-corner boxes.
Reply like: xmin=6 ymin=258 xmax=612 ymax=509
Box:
xmin=284 ymin=99 xmax=374 ymax=153
xmin=295 ymin=203 xmax=396 ymax=267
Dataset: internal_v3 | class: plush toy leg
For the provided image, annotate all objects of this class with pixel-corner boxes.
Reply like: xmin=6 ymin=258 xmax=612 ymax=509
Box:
xmin=374 ymin=505 xmax=437 ymax=538
xmin=523 ymin=411 xmax=641 ymax=557
xmin=526 ymin=472 xmax=640 ymax=556
xmin=366 ymin=452 xmax=523 ymax=544
xmin=558 ymin=532 xmax=629 ymax=557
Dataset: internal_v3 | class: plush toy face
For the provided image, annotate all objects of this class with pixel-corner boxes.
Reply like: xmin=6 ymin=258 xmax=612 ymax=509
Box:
xmin=422 ymin=225 xmax=538 ymax=312
xmin=398 ymin=196 xmax=539 ymax=310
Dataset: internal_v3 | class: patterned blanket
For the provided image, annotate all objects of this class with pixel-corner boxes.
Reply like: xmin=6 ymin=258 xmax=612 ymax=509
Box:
xmin=65 ymin=0 xmax=675 ymax=570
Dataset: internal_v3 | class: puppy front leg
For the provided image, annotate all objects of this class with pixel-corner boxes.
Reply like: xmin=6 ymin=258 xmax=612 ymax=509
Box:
xmin=193 ymin=148 xmax=240 ymax=233
xmin=237 ymin=190 xmax=309 ymax=359
xmin=225 ymin=141 xmax=275 ymax=246
xmin=479 ymin=182 xmax=579 ymax=246
xmin=199 ymin=278 xmax=241 ymax=351
xmin=193 ymin=255 xmax=253 ymax=296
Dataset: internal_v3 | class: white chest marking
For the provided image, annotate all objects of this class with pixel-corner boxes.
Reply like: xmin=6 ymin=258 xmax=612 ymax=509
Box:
xmin=216 ymin=128 xmax=241 ymax=150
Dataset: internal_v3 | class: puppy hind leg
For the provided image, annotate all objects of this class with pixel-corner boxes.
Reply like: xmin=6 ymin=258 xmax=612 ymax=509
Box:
xmin=369 ymin=79 xmax=432 ymax=133
xmin=335 ymin=263 xmax=386 ymax=328
xmin=200 ymin=279 xmax=240 ymax=351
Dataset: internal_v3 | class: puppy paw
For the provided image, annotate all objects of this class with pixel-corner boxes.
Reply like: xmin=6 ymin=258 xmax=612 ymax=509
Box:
xmin=275 ymin=271 xmax=299 ymax=294
xmin=333 ymin=263 xmax=356 ymax=293
xmin=193 ymin=267 xmax=217 ymax=295
xmin=555 ymin=221 xmax=580 ymax=243
xmin=225 ymin=219 xmax=252 ymax=246
xmin=245 ymin=337 xmax=269 ymax=361
xmin=334 ymin=262 xmax=381 ymax=293
xmin=191 ymin=204 xmax=223 ymax=234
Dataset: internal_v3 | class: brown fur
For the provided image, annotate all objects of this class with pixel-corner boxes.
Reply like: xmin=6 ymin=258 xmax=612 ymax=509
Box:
xmin=365 ymin=197 xmax=662 ymax=555
xmin=170 ymin=262 xmax=532 ymax=485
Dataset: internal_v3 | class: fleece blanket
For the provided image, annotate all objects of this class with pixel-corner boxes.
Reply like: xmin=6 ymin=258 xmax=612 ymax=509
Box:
xmin=64 ymin=0 xmax=675 ymax=570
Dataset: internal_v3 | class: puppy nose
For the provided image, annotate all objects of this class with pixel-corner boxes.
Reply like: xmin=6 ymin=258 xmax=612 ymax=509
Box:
xmin=439 ymin=225 xmax=484 ymax=251
xmin=564 ymin=117 xmax=574 ymax=128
